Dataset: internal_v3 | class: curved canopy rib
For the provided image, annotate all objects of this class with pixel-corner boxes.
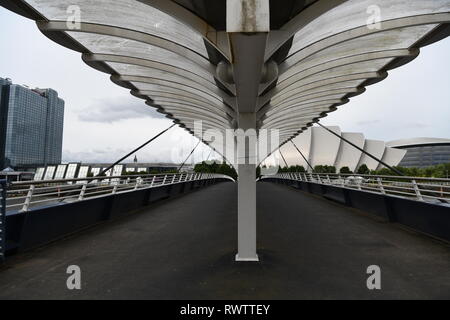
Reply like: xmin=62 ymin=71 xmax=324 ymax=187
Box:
xmin=1 ymin=0 xmax=449 ymax=150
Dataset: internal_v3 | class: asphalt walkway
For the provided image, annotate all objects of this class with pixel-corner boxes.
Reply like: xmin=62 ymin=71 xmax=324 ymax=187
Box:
xmin=0 ymin=182 xmax=449 ymax=299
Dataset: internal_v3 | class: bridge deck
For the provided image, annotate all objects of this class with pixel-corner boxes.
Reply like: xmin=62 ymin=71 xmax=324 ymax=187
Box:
xmin=0 ymin=182 xmax=449 ymax=299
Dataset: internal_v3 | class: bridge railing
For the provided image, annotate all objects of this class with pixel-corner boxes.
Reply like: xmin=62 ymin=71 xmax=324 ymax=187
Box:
xmin=5 ymin=173 xmax=234 ymax=213
xmin=261 ymin=173 xmax=450 ymax=204
xmin=0 ymin=180 xmax=6 ymax=262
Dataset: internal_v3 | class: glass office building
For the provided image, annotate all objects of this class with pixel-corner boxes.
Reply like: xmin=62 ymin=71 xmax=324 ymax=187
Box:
xmin=0 ymin=77 xmax=65 ymax=169
xmin=387 ymin=138 xmax=450 ymax=168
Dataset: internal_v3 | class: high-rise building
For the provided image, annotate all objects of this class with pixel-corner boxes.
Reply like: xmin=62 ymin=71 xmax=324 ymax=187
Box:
xmin=0 ymin=77 xmax=65 ymax=169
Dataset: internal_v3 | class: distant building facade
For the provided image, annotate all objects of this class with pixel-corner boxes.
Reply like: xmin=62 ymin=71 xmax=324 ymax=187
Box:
xmin=278 ymin=126 xmax=406 ymax=172
xmin=387 ymin=138 xmax=450 ymax=168
xmin=0 ymin=77 xmax=65 ymax=169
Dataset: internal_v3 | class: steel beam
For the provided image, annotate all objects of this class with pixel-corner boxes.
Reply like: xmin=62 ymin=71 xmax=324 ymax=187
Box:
xmin=227 ymin=0 xmax=270 ymax=262
xmin=236 ymin=112 xmax=258 ymax=262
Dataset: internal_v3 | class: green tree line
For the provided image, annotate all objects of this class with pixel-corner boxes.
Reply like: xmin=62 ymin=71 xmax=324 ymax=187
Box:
xmin=265 ymin=162 xmax=450 ymax=178
xmin=194 ymin=161 xmax=238 ymax=180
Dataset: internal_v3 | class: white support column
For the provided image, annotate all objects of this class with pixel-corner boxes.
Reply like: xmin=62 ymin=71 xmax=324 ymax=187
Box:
xmin=236 ymin=112 xmax=258 ymax=262
xmin=227 ymin=0 xmax=269 ymax=262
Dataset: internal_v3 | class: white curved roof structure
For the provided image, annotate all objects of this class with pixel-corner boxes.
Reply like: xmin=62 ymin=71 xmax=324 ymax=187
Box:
xmin=309 ymin=126 xmax=341 ymax=168
xmin=387 ymin=138 xmax=450 ymax=148
xmin=357 ymin=139 xmax=387 ymax=171
xmin=377 ymin=147 xmax=408 ymax=171
xmin=2 ymin=0 xmax=449 ymax=155
xmin=276 ymin=126 xmax=406 ymax=172
xmin=334 ymin=133 xmax=365 ymax=172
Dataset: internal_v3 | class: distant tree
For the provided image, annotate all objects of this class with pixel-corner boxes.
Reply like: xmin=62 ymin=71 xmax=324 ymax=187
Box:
xmin=376 ymin=168 xmax=392 ymax=176
xmin=194 ymin=161 xmax=237 ymax=180
xmin=326 ymin=165 xmax=337 ymax=174
xmin=366 ymin=163 xmax=450 ymax=178
xmin=357 ymin=164 xmax=370 ymax=175
xmin=314 ymin=165 xmax=336 ymax=174
xmin=339 ymin=166 xmax=352 ymax=174
xmin=293 ymin=165 xmax=306 ymax=173
xmin=314 ymin=165 xmax=325 ymax=173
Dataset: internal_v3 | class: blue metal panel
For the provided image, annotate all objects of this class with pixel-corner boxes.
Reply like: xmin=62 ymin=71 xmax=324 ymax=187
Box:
xmin=0 ymin=180 xmax=6 ymax=262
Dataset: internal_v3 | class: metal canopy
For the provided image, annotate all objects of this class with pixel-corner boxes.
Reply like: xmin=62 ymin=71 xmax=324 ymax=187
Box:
xmin=2 ymin=0 xmax=449 ymax=150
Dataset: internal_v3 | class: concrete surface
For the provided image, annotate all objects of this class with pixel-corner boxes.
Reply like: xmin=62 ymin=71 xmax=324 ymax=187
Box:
xmin=0 ymin=182 xmax=449 ymax=299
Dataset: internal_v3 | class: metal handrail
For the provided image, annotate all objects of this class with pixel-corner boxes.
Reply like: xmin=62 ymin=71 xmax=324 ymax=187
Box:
xmin=260 ymin=173 xmax=450 ymax=204
xmin=5 ymin=173 xmax=234 ymax=212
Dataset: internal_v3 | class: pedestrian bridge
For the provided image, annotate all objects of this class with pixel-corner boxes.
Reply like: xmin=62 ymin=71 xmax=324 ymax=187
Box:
xmin=1 ymin=181 xmax=449 ymax=299
xmin=1 ymin=0 xmax=449 ymax=299
xmin=2 ymin=0 xmax=450 ymax=263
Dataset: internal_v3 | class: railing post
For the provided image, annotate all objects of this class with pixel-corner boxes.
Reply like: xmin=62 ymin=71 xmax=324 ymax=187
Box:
xmin=316 ymin=174 xmax=322 ymax=184
xmin=338 ymin=175 xmax=344 ymax=187
xmin=112 ymin=185 xmax=118 ymax=195
xmin=377 ymin=178 xmax=386 ymax=194
xmin=326 ymin=175 xmax=331 ymax=184
xmin=150 ymin=176 xmax=156 ymax=187
xmin=78 ymin=183 xmax=87 ymax=201
xmin=0 ymin=180 xmax=6 ymax=262
xmin=171 ymin=174 xmax=176 ymax=184
xmin=21 ymin=185 xmax=35 ymax=212
xmin=412 ymin=180 xmax=424 ymax=201
xmin=135 ymin=177 xmax=142 ymax=190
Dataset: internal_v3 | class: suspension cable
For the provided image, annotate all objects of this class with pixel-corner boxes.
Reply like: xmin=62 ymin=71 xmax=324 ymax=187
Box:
xmin=290 ymin=140 xmax=314 ymax=172
xmin=178 ymin=140 xmax=202 ymax=172
xmin=316 ymin=122 xmax=404 ymax=176
xmin=279 ymin=149 xmax=289 ymax=168
xmin=98 ymin=124 xmax=176 ymax=177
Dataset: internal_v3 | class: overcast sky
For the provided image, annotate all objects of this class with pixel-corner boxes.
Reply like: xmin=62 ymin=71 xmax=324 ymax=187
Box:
xmin=0 ymin=7 xmax=449 ymax=164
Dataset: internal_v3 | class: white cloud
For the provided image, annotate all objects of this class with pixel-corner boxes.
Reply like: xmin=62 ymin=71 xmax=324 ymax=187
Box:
xmin=77 ymin=96 xmax=165 ymax=123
